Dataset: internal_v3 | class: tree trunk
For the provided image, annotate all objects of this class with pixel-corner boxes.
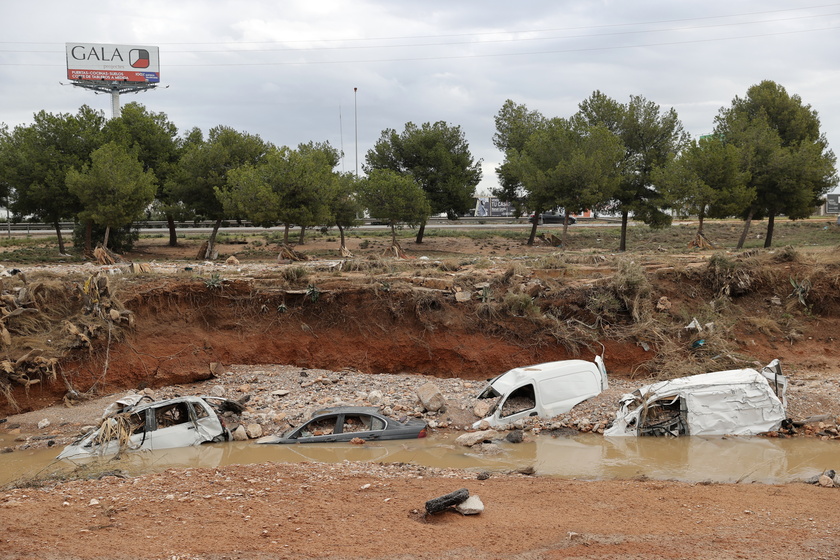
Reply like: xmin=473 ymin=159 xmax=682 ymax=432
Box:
xmin=299 ymin=225 xmax=306 ymax=245
xmin=698 ymin=211 xmax=705 ymax=235
xmin=103 ymin=225 xmax=111 ymax=250
xmin=390 ymin=223 xmax=397 ymax=246
xmin=619 ymin=211 xmax=629 ymax=252
xmin=415 ymin=221 xmax=426 ymax=244
xmin=283 ymin=224 xmax=290 ymax=245
xmin=764 ymin=212 xmax=776 ymax=248
xmin=527 ymin=218 xmax=538 ymax=246
xmin=167 ymin=214 xmax=178 ymax=247
xmin=204 ymin=218 xmax=222 ymax=259
xmin=84 ymin=220 xmax=93 ymax=258
xmin=561 ymin=216 xmax=570 ymax=248
xmin=53 ymin=220 xmax=66 ymax=255
xmin=736 ymin=207 xmax=754 ymax=249
xmin=337 ymin=225 xmax=346 ymax=249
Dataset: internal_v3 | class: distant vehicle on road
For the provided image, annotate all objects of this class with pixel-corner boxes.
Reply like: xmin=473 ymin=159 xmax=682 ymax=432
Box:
xmin=256 ymin=406 xmax=427 ymax=444
xmin=530 ymin=212 xmax=576 ymax=225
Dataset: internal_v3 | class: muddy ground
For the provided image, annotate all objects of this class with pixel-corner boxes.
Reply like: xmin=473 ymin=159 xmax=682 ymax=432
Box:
xmin=1 ymin=231 xmax=840 ymax=559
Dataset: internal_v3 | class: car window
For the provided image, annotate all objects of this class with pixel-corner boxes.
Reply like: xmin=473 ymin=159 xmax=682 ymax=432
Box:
xmin=153 ymin=402 xmax=192 ymax=430
xmin=500 ymin=384 xmax=536 ymax=418
xmin=129 ymin=411 xmax=147 ymax=434
xmin=298 ymin=415 xmax=339 ymax=438
xmin=341 ymin=414 xmax=385 ymax=433
xmin=191 ymin=401 xmax=210 ymax=419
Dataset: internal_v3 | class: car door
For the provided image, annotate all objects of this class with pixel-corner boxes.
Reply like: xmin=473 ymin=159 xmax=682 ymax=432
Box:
xmin=335 ymin=413 xmax=387 ymax=441
xmin=147 ymin=401 xmax=208 ymax=450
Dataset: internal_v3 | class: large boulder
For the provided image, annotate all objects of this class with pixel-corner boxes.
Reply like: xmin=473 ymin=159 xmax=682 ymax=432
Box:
xmin=416 ymin=382 xmax=445 ymax=412
xmin=455 ymin=430 xmax=500 ymax=447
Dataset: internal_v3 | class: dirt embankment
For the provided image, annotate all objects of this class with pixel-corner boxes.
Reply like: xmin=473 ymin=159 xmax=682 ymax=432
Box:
xmin=2 ymin=242 xmax=839 ymax=417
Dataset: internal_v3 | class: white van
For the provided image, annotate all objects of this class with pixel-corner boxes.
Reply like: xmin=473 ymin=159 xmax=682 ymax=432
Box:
xmin=472 ymin=357 xmax=608 ymax=429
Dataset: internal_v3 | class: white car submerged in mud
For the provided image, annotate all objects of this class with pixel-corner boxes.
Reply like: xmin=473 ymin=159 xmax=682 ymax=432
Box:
xmin=57 ymin=394 xmax=240 ymax=460
xmin=605 ymin=359 xmax=788 ymax=437
xmin=473 ymin=357 xmax=608 ymax=429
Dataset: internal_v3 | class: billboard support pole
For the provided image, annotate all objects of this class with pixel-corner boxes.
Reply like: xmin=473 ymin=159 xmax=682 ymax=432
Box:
xmin=69 ymin=81 xmax=157 ymax=119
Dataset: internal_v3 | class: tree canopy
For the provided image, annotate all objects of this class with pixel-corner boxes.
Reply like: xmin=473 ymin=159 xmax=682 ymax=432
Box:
xmin=714 ymin=80 xmax=838 ymax=247
xmin=578 ymin=91 xmax=688 ymax=251
xmin=364 ymin=121 xmax=481 ymax=243
xmin=1 ymin=106 xmax=105 ymax=253
xmin=66 ymin=141 xmax=157 ymax=249
xmin=358 ymin=169 xmax=430 ymax=246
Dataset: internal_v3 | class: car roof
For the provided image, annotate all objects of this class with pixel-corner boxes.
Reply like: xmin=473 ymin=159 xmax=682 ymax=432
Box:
xmin=311 ymin=406 xmax=382 ymax=417
xmin=118 ymin=395 xmax=209 ymax=414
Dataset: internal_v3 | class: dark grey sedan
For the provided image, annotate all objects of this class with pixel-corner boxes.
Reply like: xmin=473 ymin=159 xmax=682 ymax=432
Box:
xmin=256 ymin=406 xmax=427 ymax=444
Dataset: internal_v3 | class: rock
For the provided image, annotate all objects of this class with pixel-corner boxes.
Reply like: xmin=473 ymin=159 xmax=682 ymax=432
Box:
xmin=454 ymin=291 xmax=472 ymax=302
xmin=472 ymin=401 xmax=492 ymax=419
xmin=232 ymin=425 xmax=248 ymax=441
xmin=89 ymin=498 xmax=100 ymax=506
xmin=271 ymin=390 xmax=290 ymax=397
xmin=368 ymin=390 xmax=383 ymax=405
xmin=456 ymin=495 xmax=484 ymax=515
xmin=656 ymin=296 xmax=672 ymax=311
xmin=245 ymin=424 xmax=263 ymax=439
xmin=209 ymin=385 xmax=226 ymax=398
xmin=226 ymin=256 xmax=240 ymax=266
xmin=505 ymin=429 xmax=524 ymax=444
xmin=37 ymin=419 xmax=50 ymax=430
xmin=818 ymin=475 xmax=835 ymax=488
xmin=416 ymin=382 xmax=445 ymax=412
xmin=475 ymin=443 xmax=504 ymax=455
xmin=455 ymin=430 xmax=499 ymax=447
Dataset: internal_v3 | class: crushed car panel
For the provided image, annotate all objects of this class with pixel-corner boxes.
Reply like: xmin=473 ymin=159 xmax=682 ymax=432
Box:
xmin=604 ymin=360 xmax=788 ymax=437
xmin=472 ymin=356 xmax=608 ymax=429
xmin=57 ymin=394 xmax=234 ymax=459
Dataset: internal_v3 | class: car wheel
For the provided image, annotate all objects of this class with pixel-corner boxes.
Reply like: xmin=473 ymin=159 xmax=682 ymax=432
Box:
xmin=425 ymin=488 xmax=470 ymax=514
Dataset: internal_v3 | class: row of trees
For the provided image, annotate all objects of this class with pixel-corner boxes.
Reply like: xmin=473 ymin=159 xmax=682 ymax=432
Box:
xmin=494 ymin=80 xmax=838 ymax=249
xmin=0 ymin=102 xmax=482 ymax=256
xmin=0 ymin=79 xmax=836 ymax=257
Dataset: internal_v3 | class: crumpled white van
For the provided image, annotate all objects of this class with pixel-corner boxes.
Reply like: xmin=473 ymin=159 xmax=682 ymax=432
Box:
xmin=604 ymin=359 xmax=788 ymax=437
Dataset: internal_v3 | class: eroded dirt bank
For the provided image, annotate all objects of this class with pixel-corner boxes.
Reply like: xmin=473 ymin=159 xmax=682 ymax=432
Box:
xmin=3 ymin=243 xmax=840 ymax=416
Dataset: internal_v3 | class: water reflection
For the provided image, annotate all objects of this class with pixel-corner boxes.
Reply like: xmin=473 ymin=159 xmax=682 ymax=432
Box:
xmin=1 ymin=432 xmax=836 ymax=487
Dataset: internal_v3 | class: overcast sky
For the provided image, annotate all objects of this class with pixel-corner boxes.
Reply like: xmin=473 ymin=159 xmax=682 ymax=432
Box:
xmin=2 ymin=1 xmax=839 ymax=195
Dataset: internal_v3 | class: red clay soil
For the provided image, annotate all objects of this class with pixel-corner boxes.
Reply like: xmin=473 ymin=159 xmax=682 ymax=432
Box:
xmin=2 ymin=462 xmax=838 ymax=560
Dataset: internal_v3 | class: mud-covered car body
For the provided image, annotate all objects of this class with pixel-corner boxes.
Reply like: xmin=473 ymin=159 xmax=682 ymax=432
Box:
xmin=257 ymin=406 xmax=427 ymax=444
xmin=604 ymin=360 xmax=788 ymax=437
xmin=57 ymin=395 xmax=233 ymax=459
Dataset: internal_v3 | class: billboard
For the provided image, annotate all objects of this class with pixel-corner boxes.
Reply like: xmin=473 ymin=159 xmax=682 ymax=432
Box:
xmin=66 ymin=43 xmax=160 ymax=83
xmin=827 ymin=194 xmax=840 ymax=214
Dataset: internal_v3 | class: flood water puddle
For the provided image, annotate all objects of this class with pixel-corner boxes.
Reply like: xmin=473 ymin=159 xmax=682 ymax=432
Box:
xmin=2 ymin=432 xmax=837 ymax=487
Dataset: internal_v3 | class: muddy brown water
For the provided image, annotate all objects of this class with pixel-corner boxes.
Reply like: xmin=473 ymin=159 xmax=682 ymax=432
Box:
xmin=2 ymin=432 xmax=837 ymax=487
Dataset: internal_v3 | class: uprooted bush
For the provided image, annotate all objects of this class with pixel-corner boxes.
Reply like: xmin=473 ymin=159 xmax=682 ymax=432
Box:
xmin=609 ymin=260 xmax=653 ymax=323
xmin=0 ymin=271 xmax=135 ymax=411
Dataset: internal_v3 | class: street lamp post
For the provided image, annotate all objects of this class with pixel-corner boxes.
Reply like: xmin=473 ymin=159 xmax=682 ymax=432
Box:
xmin=354 ymin=87 xmax=358 ymax=178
